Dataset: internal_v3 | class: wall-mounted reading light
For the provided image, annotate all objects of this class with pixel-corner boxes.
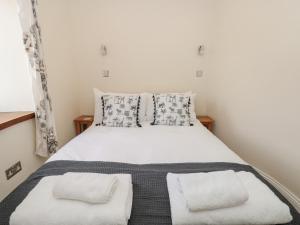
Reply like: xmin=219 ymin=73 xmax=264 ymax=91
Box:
xmin=100 ymin=44 xmax=107 ymax=56
xmin=198 ymin=45 xmax=204 ymax=55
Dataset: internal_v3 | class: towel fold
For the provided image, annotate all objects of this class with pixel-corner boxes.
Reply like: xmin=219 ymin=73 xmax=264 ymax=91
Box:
xmin=178 ymin=170 xmax=249 ymax=211
xmin=53 ymin=172 xmax=118 ymax=204
xmin=167 ymin=172 xmax=292 ymax=225
xmin=10 ymin=174 xmax=133 ymax=225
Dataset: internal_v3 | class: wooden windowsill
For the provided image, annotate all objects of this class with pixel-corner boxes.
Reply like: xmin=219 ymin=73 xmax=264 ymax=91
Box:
xmin=0 ymin=112 xmax=35 ymax=131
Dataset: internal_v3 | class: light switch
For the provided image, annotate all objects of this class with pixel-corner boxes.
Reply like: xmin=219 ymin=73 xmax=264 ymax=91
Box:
xmin=102 ymin=70 xmax=110 ymax=78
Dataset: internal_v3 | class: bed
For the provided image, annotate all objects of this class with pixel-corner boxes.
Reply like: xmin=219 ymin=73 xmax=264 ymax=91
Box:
xmin=48 ymin=120 xmax=244 ymax=164
xmin=1 ymin=120 xmax=299 ymax=225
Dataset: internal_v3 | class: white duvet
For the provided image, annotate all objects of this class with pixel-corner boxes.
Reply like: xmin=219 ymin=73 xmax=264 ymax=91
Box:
xmin=48 ymin=121 xmax=245 ymax=164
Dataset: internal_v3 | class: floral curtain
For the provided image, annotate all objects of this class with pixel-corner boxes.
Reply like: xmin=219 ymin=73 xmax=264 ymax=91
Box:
xmin=17 ymin=0 xmax=58 ymax=157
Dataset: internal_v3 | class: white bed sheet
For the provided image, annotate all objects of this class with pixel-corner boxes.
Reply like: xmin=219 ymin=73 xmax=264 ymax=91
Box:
xmin=48 ymin=121 xmax=245 ymax=165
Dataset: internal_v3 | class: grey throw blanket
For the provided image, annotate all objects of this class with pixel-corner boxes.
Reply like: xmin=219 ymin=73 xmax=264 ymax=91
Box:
xmin=0 ymin=160 xmax=299 ymax=225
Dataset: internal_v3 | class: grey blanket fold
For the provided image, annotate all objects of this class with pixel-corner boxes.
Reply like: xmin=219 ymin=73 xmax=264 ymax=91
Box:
xmin=0 ymin=160 xmax=299 ymax=225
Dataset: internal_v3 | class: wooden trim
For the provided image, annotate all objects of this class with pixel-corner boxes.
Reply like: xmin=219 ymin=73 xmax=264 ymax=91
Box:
xmin=0 ymin=112 xmax=35 ymax=131
xmin=73 ymin=115 xmax=94 ymax=122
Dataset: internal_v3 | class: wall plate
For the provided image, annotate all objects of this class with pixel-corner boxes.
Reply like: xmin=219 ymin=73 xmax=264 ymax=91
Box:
xmin=5 ymin=161 xmax=22 ymax=180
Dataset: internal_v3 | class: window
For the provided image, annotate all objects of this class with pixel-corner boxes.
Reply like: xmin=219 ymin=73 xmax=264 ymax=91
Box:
xmin=0 ymin=0 xmax=34 ymax=112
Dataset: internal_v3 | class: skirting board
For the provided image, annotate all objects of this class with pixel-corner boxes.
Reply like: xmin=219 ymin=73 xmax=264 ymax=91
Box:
xmin=255 ymin=167 xmax=300 ymax=212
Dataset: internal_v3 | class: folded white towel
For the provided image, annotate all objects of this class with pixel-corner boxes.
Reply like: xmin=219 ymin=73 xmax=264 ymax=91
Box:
xmin=178 ymin=170 xmax=249 ymax=211
xmin=53 ymin=172 xmax=118 ymax=204
xmin=10 ymin=174 xmax=133 ymax=225
xmin=167 ymin=172 xmax=292 ymax=225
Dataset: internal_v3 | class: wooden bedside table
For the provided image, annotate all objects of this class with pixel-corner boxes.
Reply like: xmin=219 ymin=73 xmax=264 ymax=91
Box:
xmin=197 ymin=116 xmax=214 ymax=132
xmin=74 ymin=115 xmax=94 ymax=135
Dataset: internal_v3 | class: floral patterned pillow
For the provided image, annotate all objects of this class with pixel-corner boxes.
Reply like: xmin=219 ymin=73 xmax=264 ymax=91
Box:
xmin=101 ymin=95 xmax=141 ymax=127
xmin=151 ymin=94 xmax=192 ymax=126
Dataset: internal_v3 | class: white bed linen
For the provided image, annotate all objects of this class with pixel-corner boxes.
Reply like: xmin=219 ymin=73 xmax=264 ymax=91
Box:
xmin=10 ymin=174 xmax=133 ymax=225
xmin=53 ymin=173 xmax=118 ymax=203
xmin=167 ymin=172 xmax=292 ymax=225
xmin=48 ymin=121 xmax=245 ymax=164
xmin=178 ymin=170 xmax=249 ymax=211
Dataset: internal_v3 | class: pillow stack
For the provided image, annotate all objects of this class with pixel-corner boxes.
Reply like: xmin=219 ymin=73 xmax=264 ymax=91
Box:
xmin=93 ymin=88 xmax=197 ymax=127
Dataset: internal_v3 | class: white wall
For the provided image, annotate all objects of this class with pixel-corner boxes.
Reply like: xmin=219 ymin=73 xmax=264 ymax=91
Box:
xmin=38 ymin=0 xmax=215 ymax=146
xmin=207 ymin=0 xmax=300 ymax=197
xmin=68 ymin=0 xmax=214 ymax=116
xmin=0 ymin=119 xmax=45 ymax=201
xmin=0 ymin=0 xmax=34 ymax=112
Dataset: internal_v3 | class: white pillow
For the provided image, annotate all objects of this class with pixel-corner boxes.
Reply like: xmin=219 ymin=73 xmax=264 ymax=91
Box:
xmin=152 ymin=93 xmax=192 ymax=126
xmin=93 ymin=89 xmax=148 ymax=125
xmin=102 ymin=94 xmax=141 ymax=127
xmin=146 ymin=92 xmax=197 ymax=124
xmin=189 ymin=93 xmax=197 ymax=123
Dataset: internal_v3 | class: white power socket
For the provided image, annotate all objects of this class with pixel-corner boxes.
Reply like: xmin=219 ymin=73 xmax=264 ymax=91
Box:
xmin=196 ymin=70 xmax=204 ymax=78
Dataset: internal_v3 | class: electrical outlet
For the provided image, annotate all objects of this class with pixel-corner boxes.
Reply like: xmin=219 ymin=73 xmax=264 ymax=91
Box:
xmin=5 ymin=161 xmax=22 ymax=180
xmin=196 ymin=70 xmax=204 ymax=78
